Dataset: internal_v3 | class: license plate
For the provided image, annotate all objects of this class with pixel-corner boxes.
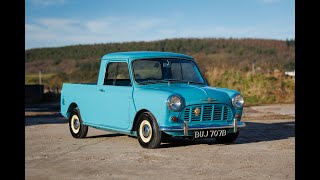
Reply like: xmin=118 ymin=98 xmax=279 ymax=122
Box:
xmin=193 ymin=129 xmax=227 ymax=139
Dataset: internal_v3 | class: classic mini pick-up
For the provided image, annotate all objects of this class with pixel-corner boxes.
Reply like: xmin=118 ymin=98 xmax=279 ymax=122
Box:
xmin=60 ymin=51 xmax=246 ymax=148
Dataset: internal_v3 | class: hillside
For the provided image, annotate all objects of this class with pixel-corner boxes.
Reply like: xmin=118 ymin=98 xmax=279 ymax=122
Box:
xmin=25 ymin=38 xmax=295 ymax=105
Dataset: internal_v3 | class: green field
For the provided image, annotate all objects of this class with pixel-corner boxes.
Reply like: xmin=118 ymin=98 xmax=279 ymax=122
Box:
xmin=205 ymin=69 xmax=295 ymax=105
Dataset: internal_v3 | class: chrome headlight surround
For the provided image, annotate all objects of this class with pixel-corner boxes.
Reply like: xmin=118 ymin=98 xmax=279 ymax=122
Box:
xmin=232 ymin=94 xmax=244 ymax=109
xmin=166 ymin=94 xmax=184 ymax=112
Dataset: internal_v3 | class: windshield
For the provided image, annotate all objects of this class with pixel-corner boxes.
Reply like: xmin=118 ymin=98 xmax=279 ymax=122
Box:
xmin=132 ymin=58 xmax=206 ymax=85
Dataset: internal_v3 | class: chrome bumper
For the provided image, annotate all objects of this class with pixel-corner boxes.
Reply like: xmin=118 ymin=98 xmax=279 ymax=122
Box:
xmin=160 ymin=117 xmax=246 ymax=136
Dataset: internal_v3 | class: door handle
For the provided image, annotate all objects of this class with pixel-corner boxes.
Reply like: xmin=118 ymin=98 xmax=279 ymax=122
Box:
xmin=99 ymin=89 xmax=105 ymax=92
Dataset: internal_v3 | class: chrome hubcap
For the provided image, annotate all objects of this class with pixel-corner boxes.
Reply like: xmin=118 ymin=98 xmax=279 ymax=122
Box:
xmin=142 ymin=124 xmax=150 ymax=138
xmin=73 ymin=119 xmax=79 ymax=129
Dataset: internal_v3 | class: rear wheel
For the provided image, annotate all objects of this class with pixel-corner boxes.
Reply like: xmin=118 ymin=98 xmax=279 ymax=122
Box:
xmin=215 ymin=131 xmax=239 ymax=144
xmin=69 ymin=109 xmax=88 ymax=138
xmin=137 ymin=112 xmax=162 ymax=149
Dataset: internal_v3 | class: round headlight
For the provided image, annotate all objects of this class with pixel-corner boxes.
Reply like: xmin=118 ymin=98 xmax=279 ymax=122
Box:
xmin=232 ymin=94 xmax=244 ymax=109
xmin=167 ymin=95 xmax=183 ymax=111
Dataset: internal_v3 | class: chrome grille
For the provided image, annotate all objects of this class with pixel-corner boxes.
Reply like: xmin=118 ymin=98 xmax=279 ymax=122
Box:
xmin=181 ymin=104 xmax=233 ymax=122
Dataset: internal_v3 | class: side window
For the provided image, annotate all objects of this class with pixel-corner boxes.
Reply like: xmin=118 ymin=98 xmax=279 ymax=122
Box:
xmin=104 ymin=62 xmax=131 ymax=86
xmin=105 ymin=63 xmax=118 ymax=85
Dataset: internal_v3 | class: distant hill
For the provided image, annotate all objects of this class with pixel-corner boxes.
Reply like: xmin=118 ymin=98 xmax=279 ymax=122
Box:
xmin=25 ymin=38 xmax=295 ymax=74
xmin=25 ymin=38 xmax=295 ymax=104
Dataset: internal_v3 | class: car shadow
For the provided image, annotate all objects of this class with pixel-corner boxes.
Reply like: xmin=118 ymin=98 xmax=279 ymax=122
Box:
xmin=158 ymin=120 xmax=295 ymax=148
xmin=235 ymin=121 xmax=295 ymax=144
xmin=86 ymin=134 xmax=126 ymax=139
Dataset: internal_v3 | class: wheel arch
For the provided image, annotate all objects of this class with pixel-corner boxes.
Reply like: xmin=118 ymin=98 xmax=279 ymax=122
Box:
xmin=131 ymin=109 xmax=158 ymax=132
xmin=67 ymin=102 xmax=79 ymax=118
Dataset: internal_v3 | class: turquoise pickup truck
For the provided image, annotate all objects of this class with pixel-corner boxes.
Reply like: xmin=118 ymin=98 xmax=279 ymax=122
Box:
xmin=60 ymin=51 xmax=246 ymax=149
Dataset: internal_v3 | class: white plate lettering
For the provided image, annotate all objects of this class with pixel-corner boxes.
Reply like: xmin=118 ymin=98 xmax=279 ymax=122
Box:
xmin=194 ymin=129 xmax=227 ymax=139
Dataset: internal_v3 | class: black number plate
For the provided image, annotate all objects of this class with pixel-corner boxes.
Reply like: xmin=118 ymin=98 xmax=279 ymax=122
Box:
xmin=193 ymin=129 xmax=227 ymax=139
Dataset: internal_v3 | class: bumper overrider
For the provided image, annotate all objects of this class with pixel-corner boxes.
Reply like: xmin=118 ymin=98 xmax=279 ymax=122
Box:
xmin=160 ymin=116 xmax=246 ymax=136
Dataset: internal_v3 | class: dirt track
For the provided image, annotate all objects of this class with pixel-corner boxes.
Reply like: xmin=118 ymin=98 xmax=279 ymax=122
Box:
xmin=25 ymin=104 xmax=295 ymax=180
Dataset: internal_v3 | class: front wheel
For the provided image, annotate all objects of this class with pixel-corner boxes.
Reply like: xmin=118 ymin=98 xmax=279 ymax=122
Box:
xmin=215 ymin=131 xmax=239 ymax=144
xmin=69 ymin=109 xmax=88 ymax=138
xmin=137 ymin=112 xmax=162 ymax=149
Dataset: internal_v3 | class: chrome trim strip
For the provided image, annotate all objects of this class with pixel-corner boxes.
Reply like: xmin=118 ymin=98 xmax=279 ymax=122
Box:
xmin=160 ymin=123 xmax=246 ymax=132
xmin=200 ymin=98 xmax=217 ymax=102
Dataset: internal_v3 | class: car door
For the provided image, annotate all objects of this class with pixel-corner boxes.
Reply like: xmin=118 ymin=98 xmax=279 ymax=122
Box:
xmin=96 ymin=61 xmax=133 ymax=130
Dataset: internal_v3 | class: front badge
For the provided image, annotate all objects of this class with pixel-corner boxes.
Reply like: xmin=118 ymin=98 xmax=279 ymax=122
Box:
xmin=194 ymin=107 xmax=201 ymax=116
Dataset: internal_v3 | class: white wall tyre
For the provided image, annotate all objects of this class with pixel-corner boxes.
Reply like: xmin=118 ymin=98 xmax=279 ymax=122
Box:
xmin=137 ymin=112 xmax=162 ymax=149
xmin=69 ymin=109 xmax=88 ymax=138
xmin=139 ymin=120 xmax=152 ymax=143
xmin=71 ymin=115 xmax=80 ymax=134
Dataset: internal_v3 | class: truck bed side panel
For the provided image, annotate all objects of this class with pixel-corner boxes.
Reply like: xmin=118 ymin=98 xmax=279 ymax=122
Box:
xmin=60 ymin=83 xmax=99 ymax=124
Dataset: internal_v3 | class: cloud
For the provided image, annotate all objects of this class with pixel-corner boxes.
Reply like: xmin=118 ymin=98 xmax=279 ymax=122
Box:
xmin=29 ymin=0 xmax=67 ymax=6
xmin=25 ymin=16 xmax=170 ymax=48
xmin=85 ymin=21 xmax=111 ymax=34
xmin=25 ymin=16 xmax=294 ymax=49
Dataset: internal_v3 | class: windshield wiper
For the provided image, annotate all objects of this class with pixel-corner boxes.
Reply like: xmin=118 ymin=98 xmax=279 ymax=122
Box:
xmin=163 ymin=79 xmax=182 ymax=82
xmin=187 ymin=81 xmax=205 ymax=85
xmin=139 ymin=79 xmax=170 ymax=84
xmin=139 ymin=79 xmax=205 ymax=85
xmin=163 ymin=79 xmax=204 ymax=85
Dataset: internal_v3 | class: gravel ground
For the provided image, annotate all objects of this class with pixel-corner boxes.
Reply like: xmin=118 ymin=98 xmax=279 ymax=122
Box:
xmin=25 ymin=104 xmax=295 ymax=180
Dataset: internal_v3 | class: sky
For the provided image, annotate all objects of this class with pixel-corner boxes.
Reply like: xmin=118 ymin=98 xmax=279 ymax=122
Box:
xmin=25 ymin=0 xmax=295 ymax=49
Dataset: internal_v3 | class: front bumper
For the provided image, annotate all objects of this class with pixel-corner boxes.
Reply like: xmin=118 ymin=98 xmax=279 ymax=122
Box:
xmin=160 ymin=117 xmax=246 ymax=136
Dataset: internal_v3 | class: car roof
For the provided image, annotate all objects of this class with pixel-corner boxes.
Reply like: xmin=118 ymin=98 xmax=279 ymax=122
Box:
xmin=101 ymin=51 xmax=194 ymax=61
